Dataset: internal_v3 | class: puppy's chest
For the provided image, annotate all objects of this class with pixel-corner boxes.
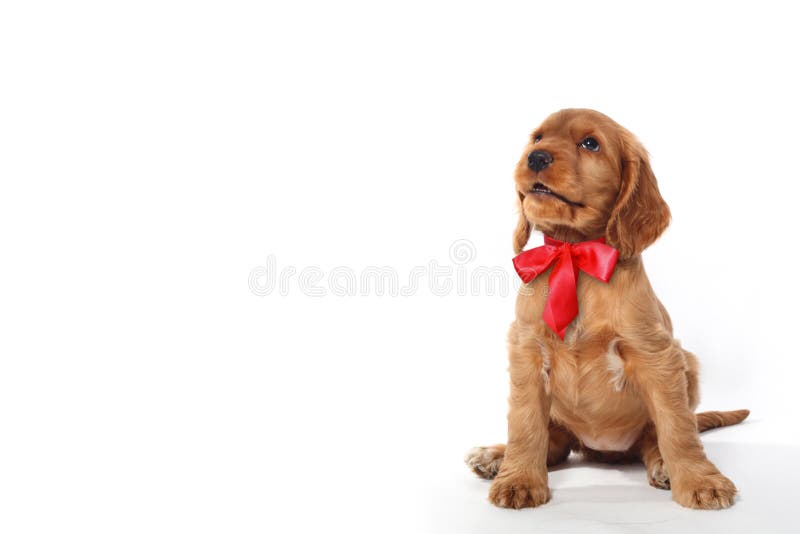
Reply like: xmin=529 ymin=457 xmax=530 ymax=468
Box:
xmin=520 ymin=270 xmax=631 ymax=404
xmin=545 ymin=340 xmax=625 ymax=401
xmin=543 ymin=342 xmax=648 ymax=451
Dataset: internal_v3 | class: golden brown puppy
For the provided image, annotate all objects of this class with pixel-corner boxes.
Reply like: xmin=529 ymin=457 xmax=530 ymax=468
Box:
xmin=465 ymin=109 xmax=748 ymax=510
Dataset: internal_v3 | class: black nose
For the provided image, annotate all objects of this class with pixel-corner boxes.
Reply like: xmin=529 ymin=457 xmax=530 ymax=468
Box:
xmin=527 ymin=150 xmax=553 ymax=172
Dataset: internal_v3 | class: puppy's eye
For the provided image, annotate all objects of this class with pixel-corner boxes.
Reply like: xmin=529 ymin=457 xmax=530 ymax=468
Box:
xmin=579 ymin=137 xmax=600 ymax=152
xmin=534 ymin=134 xmax=542 ymax=143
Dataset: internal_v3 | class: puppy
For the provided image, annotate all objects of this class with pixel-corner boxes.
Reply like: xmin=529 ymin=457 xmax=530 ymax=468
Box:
xmin=466 ymin=109 xmax=748 ymax=509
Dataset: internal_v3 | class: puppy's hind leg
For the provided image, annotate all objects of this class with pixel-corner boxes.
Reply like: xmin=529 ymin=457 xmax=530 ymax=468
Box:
xmin=546 ymin=422 xmax=578 ymax=467
xmin=638 ymin=424 xmax=670 ymax=490
xmin=637 ymin=409 xmax=750 ymax=491
xmin=465 ymin=423 xmax=577 ymax=479
xmin=465 ymin=444 xmax=505 ymax=480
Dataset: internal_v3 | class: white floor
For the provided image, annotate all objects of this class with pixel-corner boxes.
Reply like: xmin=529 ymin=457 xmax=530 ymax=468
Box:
xmin=421 ymin=421 xmax=799 ymax=534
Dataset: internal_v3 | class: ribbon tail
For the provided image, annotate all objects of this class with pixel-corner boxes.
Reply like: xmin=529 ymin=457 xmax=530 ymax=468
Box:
xmin=542 ymin=249 xmax=578 ymax=339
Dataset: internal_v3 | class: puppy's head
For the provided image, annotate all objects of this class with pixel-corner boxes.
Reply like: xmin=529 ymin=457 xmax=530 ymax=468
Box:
xmin=513 ymin=109 xmax=670 ymax=259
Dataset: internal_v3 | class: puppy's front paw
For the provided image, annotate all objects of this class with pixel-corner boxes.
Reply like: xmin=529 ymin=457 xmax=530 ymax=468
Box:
xmin=672 ymin=472 xmax=737 ymax=509
xmin=488 ymin=469 xmax=550 ymax=509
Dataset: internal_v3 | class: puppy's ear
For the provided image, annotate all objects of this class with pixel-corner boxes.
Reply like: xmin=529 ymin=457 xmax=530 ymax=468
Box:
xmin=605 ymin=132 xmax=671 ymax=258
xmin=513 ymin=191 xmax=531 ymax=254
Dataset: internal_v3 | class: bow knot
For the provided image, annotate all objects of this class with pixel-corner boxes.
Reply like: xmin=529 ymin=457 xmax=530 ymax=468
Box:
xmin=512 ymin=236 xmax=619 ymax=339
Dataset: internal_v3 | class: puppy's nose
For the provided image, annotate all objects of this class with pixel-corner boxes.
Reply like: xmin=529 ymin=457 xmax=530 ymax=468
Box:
xmin=527 ymin=150 xmax=553 ymax=172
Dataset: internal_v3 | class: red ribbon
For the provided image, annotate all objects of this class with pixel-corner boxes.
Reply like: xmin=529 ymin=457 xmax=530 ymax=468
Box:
xmin=513 ymin=236 xmax=619 ymax=339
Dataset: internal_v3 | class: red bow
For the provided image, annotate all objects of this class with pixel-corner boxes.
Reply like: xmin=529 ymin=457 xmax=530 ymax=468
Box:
xmin=513 ymin=236 xmax=619 ymax=339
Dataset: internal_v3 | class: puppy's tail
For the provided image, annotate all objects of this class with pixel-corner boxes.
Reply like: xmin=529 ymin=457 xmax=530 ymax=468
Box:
xmin=697 ymin=409 xmax=750 ymax=432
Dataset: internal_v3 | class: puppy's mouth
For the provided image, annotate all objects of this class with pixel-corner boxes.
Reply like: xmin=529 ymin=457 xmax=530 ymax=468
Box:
xmin=529 ymin=182 xmax=584 ymax=207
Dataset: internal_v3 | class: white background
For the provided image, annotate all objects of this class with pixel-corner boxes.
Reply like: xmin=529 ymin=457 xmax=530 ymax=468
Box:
xmin=2 ymin=1 xmax=799 ymax=533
